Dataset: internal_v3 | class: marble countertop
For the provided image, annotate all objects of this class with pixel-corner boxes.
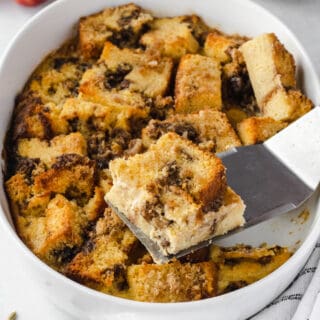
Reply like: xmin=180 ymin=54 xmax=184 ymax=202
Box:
xmin=0 ymin=0 xmax=319 ymax=319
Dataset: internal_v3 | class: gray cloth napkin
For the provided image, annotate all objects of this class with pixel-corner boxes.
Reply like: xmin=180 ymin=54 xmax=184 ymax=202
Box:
xmin=251 ymin=241 xmax=320 ymax=320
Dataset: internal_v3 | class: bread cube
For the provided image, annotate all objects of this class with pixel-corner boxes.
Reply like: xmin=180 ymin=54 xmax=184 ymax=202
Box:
xmin=142 ymin=109 xmax=241 ymax=152
xmin=213 ymin=245 xmax=291 ymax=294
xmin=106 ymin=132 xmax=245 ymax=258
xmin=175 ymin=54 xmax=222 ymax=114
xmin=61 ymin=97 xmax=149 ymax=169
xmin=17 ymin=132 xmax=87 ymax=167
xmin=127 ymin=261 xmax=217 ymax=302
xmin=99 ymin=41 xmax=173 ymax=97
xmin=237 ymin=117 xmax=287 ymax=145
xmin=35 ymin=195 xmax=86 ymax=264
xmin=263 ymin=88 xmax=313 ymax=121
xmin=83 ymin=187 xmax=106 ymax=222
xmin=140 ymin=15 xmax=208 ymax=59
xmin=240 ymin=33 xmax=296 ymax=108
xmin=66 ymin=208 xmax=137 ymax=291
xmin=79 ymin=3 xmax=153 ymax=59
xmin=33 ymin=154 xmax=96 ymax=203
xmin=28 ymin=53 xmax=86 ymax=106
xmin=60 ymin=97 xmax=149 ymax=134
xmin=15 ymin=195 xmax=86 ymax=266
xmin=5 ymin=157 xmax=51 ymax=217
xmin=204 ymin=32 xmax=248 ymax=64
xmin=79 ymin=64 xmax=147 ymax=108
xmin=5 ymin=173 xmax=32 ymax=215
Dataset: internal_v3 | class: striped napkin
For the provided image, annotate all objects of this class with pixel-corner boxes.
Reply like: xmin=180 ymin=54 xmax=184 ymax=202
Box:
xmin=251 ymin=241 xmax=320 ymax=320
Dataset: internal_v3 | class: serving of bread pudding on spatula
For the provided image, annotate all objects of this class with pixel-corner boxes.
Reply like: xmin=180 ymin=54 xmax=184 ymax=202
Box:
xmin=105 ymin=132 xmax=245 ymax=262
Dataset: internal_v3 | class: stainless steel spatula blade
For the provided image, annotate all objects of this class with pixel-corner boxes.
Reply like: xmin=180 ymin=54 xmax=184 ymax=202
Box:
xmin=109 ymin=108 xmax=320 ymax=263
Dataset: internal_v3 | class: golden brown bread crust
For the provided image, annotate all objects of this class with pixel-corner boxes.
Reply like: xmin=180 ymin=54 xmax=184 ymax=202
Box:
xmin=14 ymin=194 xmax=87 ymax=267
xmin=240 ymin=33 xmax=296 ymax=108
xmin=33 ymin=154 xmax=96 ymax=203
xmin=262 ymin=88 xmax=313 ymax=121
xmin=140 ymin=15 xmax=209 ymax=60
xmin=237 ymin=117 xmax=287 ymax=145
xmin=66 ymin=208 xmax=137 ymax=293
xmin=239 ymin=33 xmax=313 ymax=122
xmin=204 ymin=31 xmax=248 ymax=64
xmin=175 ymin=54 xmax=222 ymax=113
xmin=142 ymin=109 xmax=241 ymax=153
xmin=127 ymin=261 xmax=217 ymax=302
xmin=79 ymin=3 xmax=153 ymax=59
xmin=99 ymin=41 xmax=173 ymax=98
xmin=17 ymin=133 xmax=88 ymax=167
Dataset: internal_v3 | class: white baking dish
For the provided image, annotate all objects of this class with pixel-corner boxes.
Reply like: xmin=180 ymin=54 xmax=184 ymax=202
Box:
xmin=0 ymin=0 xmax=319 ymax=319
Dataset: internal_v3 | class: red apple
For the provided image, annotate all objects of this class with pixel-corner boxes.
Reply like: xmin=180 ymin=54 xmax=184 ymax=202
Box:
xmin=15 ymin=0 xmax=47 ymax=6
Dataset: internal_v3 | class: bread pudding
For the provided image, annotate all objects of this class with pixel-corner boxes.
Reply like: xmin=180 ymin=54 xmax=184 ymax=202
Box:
xmin=106 ymin=132 xmax=245 ymax=260
xmin=5 ymin=2 xmax=313 ymax=302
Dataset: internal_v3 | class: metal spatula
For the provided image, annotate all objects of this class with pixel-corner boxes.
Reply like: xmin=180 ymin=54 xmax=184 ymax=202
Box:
xmin=108 ymin=107 xmax=320 ymax=263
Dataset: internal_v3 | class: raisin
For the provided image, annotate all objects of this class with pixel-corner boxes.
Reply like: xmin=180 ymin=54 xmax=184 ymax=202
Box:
xmin=103 ymin=63 xmax=132 ymax=90
xmin=258 ymin=256 xmax=273 ymax=265
xmin=111 ymin=128 xmax=131 ymax=149
xmin=117 ymin=9 xmax=141 ymax=27
xmin=53 ymin=57 xmax=79 ymax=71
xmin=161 ymin=161 xmax=181 ymax=186
xmin=107 ymin=27 xmax=135 ymax=48
xmin=173 ymin=122 xmax=199 ymax=143
xmin=223 ymin=281 xmax=248 ymax=293
xmin=16 ymin=157 xmax=40 ymax=182
xmin=51 ymin=246 xmax=79 ymax=264
xmin=52 ymin=154 xmax=93 ymax=170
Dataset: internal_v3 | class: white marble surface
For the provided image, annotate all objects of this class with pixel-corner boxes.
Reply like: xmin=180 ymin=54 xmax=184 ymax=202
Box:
xmin=0 ymin=0 xmax=319 ymax=319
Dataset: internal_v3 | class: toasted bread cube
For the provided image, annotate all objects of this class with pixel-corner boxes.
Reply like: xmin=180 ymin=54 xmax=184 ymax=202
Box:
xmin=37 ymin=195 xmax=86 ymax=262
xmin=20 ymin=195 xmax=86 ymax=266
xmin=237 ymin=117 xmax=287 ymax=145
xmin=28 ymin=55 xmax=85 ymax=106
xmin=204 ymin=32 xmax=248 ymax=64
xmin=99 ymin=41 xmax=173 ymax=97
xmin=83 ymin=187 xmax=106 ymax=221
xmin=66 ymin=208 xmax=136 ymax=291
xmin=140 ymin=15 xmax=208 ymax=60
xmin=12 ymin=96 xmax=49 ymax=140
xmin=5 ymin=159 xmax=51 ymax=217
xmin=33 ymin=154 xmax=95 ymax=202
xmin=17 ymin=133 xmax=87 ymax=167
xmin=127 ymin=261 xmax=217 ymax=302
xmin=240 ymin=33 xmax=296 ymax=108
xmin=79 ymin=3 xmax=153 ymax=59
xmin=214 ymin=246 xmax=291 ymax=294
xmin=5 ymin=173 xmax=32 ymax=216
xmin=106 ymin=132 xmax=245 ymax=258
xmin=175 ymin=54 xmax=222 ymax=113
xmin=142 ymin=110 xmax=241 ymax=152
xmin=79 ymin=64 xmax=147 ymax=108
xmin=13 ymin=92 xmax=70 ymax=141
xmin=60 ymin=97 xmax=149 ymax=134
xmin=61 ymin=97 xmax=149 ymax=169
xmin=263 ymin=88 xmax=313 ymax=121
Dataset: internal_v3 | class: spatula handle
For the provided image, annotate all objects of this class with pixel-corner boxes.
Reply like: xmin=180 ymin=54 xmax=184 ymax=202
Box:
xmin=264 ymin=107 xmax=320 ymax=190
